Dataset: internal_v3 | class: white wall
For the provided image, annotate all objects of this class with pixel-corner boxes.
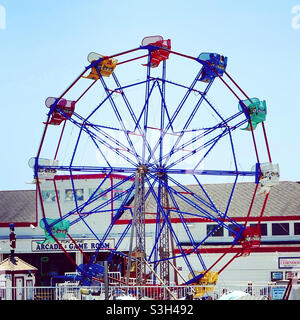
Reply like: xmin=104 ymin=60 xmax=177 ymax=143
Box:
xmin=1 ymin=176 xmax=300 ymax=286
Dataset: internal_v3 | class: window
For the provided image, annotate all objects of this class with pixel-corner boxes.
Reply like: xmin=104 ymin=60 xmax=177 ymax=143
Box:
xmin=294 ymin=223 xmax=300 ymax=235
xmin=272 ymin=223 xmax=289 ymax=236
xmin=227 ymin=223 xmax=267 ymax=237
xmin=250 ymin=223 xmax=268 ymax=236
xmin=228 ymin=224 xmax=240 ymax=237
xmin=113 ymin=188 xmax=125 ymax=202
xmin=207 ymin=224 xmax=223 ymax=237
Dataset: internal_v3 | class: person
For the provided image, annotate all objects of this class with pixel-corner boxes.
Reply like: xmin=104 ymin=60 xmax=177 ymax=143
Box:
xmin=44 ymin=191 xmax=58 ymax=202
xmin=44 ymin=192 xmax=53 ymax=202
xmin=75 ymin=189 xmax=84 ymax=201
xmin=65 ymin=189 xmax=73 ymax=201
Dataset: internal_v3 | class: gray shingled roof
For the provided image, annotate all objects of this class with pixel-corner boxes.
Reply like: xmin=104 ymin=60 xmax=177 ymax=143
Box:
xmin=122 ymin=181 xmax=300 ymax=220
xmin=199 ymin=181 xmax=300 ymax=217
xmin=0 ymin=190 xmax=36 ymax=224
xmin=0 ymin=181 xmax=299 ymax=224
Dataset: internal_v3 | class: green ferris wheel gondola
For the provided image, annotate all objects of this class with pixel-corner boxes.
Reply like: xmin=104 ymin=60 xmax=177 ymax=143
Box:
xmin=238 ymin=98 xmax=267 ymax=131
xmin=39 ymin=218 xmax=70 ymax=244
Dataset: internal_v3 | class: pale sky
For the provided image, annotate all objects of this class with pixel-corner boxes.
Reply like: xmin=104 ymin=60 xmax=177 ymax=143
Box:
xmin=0 ymin=0 xmax=299 ymax=190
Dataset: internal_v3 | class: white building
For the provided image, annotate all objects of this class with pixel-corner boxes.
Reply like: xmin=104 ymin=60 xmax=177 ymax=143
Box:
xmin=0 ymin=175 xmax=300 ymax=288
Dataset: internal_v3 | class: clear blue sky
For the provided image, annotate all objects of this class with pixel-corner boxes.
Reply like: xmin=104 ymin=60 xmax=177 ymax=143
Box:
xmin=0 ymin=0 xmax=299 ymax=190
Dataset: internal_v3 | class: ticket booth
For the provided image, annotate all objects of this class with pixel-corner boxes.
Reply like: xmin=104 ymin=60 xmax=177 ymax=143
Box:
xmin=0 ymin=256 xmax=37 ymax=300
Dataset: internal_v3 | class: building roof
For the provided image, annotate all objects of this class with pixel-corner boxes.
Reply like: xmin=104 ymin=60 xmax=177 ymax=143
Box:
xmin=0 ymin=256 xmax=38 ymax=273
xmin=0 ymin=190 xmax=36 ymax=226
xmin=122 ymin=180 xmax=300 ymax=220
xmin=0 ymin=181 xmax=300 ymax=226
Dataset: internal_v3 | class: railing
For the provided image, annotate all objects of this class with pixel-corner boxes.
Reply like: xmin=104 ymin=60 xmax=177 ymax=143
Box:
xmin=0 ymin=282 xmax=291 ymax=300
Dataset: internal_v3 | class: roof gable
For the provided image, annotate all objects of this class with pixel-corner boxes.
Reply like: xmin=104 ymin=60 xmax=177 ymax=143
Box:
xmin=0 ymin=256 xmax=37 ymax=272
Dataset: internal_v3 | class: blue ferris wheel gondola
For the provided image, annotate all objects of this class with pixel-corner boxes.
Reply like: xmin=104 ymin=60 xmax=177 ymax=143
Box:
xmin=197 ymin=52 xmax=228 ymax=83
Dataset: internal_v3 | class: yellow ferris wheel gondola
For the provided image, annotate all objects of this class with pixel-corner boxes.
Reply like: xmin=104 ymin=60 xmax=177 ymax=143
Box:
xmin=83 ymin=52 xmax=118 ymax=80
xmin=188 ymin=270 xmax=218 ymax=299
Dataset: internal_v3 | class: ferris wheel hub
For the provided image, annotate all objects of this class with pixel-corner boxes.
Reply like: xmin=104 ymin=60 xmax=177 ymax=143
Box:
xmin=155 ymin=167 xmax=167 ymax=179
xmin=137 ymin=164 xmax=148 ymax=175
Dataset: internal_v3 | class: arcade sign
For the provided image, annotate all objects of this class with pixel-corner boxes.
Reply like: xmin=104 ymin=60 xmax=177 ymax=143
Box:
xmin=31 ymin=238 xmax=115 ymax=252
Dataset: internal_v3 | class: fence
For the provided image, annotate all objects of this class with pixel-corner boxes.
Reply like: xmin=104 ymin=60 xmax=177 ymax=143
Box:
xmin=0 ymin=282 xmax=291 ymax=300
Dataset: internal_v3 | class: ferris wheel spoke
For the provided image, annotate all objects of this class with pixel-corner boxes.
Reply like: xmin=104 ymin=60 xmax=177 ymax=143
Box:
xmin=86 ymin=130 xmax=114 ymax=168
xmin=193 ymin=129 xmax=225 ymax=171
xmin=163 ymin=183 xmax=207 ymax=269
xmin=151 ymin=173 xmax=244 ymax=245
xmin=145 ymin=175 xmax=196 ymax=276
xmin=134 ymin=79 xmax=156 ymax=131
xmin=159 ymin=80 xmax=244 ymax=168
xmin=107 ymin=75 xmax=160 ymax=165
xmin=171 ymin=110 xmax=245 ymax=153
xmin=163 ymin=117 xmax=248 ymax=170
xmin=164 ymin=127 xmax=229 ymax=170
xmin=151 ymin=102 xmax=229 ymax=171
xmin=66 ymin=115 xmax=139 ymax=167
xmin=123 ymin=78 xmax=159 ymax=164
xmin=148 ymin=173 xmax=246 ymax=241
xmin=164 ymin=167 xmax=256 ymax=178
xmin=43 ymin=174 xmax=136 ymax=244
xmin=156 ymin=78 xmax=174 ymax=133
xmin=162 ymin=174 xmax=223 ymax=218
xmin=146 ymin=69 xmax=204 ymax=164
xmin=111 ymin=73 xmax=157 ymax=163
xmin=58 ymin=109 xmax=136 ymax=164
xmin=150 ymin=125 xmax=225 ymax=169
xmin=87 ymin=181 xmax=136 ymax=266
xmin=161 ymin=79 xmax=215 ymax=168
xmin=192 ymin=175 xmax=221 ymax=214
xmin=96 ymin=71 xmax=141 ymax=163
xmin=38 ymin=164 xmax=137 ymax=175
xmin=71 ymin=94 xmax=142 ymax=163
xmin=167 ymin=69 xmax=206 ymax=128
xmin=147 ymin=63 xmax=171 ymax=167
xmin=84 ymin=124 xmax=141 ymax=165
xmin=61 ymin=173 xmax=136 ymax=225
xmin=148 ymin=172 xmax=223 ymax=227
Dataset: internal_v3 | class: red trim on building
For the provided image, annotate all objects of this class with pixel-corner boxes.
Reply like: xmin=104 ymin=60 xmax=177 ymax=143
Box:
xmin=53 ymin=173 xmax=135 ymax=181
xmin=110 ymin=175 xmax=114 ymax=221
xmin=174 ymin=246 xmax=300 ymax=255
xmin=34 ymin=188 xmax=38 ymax=226
xmin=33 ymin=173 xmax=135 ymax=228
xmin=115 ymin=215 xmax=300 ymax=225
xmin=0 ymin=222 xmax=36 ymax=228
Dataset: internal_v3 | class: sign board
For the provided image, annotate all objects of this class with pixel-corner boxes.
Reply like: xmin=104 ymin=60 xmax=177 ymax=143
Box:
xmin=271 ymin=287 xmax=286 ymax=300
xmin=278 ymin=257 xmax=300 ymax=269
xmin=31 ymin=238 xmax=115 ymax=252
xmin=285 ymin=271 xmax=298 ymax=280
xmin=271 ymin=271 xmax=283 ymax=282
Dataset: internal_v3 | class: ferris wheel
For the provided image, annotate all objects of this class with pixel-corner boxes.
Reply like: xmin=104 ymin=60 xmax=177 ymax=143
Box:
xmin=30 ymin=36 xmax=279 ymax=291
